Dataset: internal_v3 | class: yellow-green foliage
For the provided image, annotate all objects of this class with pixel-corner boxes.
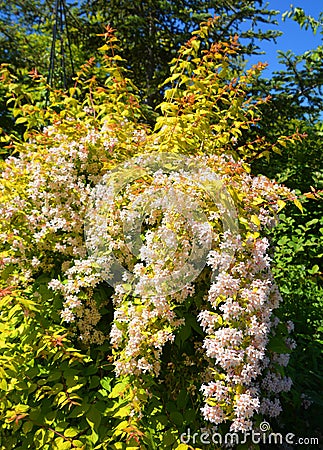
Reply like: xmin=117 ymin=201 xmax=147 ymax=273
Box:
xmin=0 ymin=20 xmax=303 ymax=449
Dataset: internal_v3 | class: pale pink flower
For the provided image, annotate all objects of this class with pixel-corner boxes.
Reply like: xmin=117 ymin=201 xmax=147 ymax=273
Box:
xmin=201 ymin=404 xmax=226 ymax=424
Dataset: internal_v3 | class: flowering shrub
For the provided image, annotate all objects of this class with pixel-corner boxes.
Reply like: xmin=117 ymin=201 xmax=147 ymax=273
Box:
xmin=0 ymin=20 xmax=302 ymax=449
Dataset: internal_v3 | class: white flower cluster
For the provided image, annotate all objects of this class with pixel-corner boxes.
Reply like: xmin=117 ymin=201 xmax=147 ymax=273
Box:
xmin=81 ymin=152 xmax=295 ymax=430
xmin=0 ymin=118 xmax=144 ymax=343
xmin=0 ymin=117 xmax=295 ymax=430
xmin=197 ymin=229 xmax=295 ymax=431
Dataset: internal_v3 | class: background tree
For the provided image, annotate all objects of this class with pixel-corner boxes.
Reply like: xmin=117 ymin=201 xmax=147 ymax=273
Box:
xmin=77 ymin=0 xmax=281 ymax=106
xmin=0 ymin=1 xmax=281 ymax=114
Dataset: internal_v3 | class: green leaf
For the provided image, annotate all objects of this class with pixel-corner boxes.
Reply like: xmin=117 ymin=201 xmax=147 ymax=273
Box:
xmin=170 ymin=411 xmax=183 ymax=427
xmin=162 ymin=429 xmax=176 ymax=446
xmin=176 ymin=390 xmax=188 ymax=409
xmin=250 ymin=214 xmax=261 ymax=227
xmin=293 ymin=198 xmax=303 ymax=213
xmin=34 ymin=428 xmax=46 ymax=448
xmin=89 ymin=376 xmax=100 ymax=389
xmin=100 ymin=377 xmax=111 ymax=390
xmin=308 ymin=265 xmax=320 ymax=274
xmin=87 ymin=428 xmax=99 ymax=444
xmin=22 ymin=421 xmax=33 ymax=434
xmin=15 ymin=116 xmax=28 ymax=124
xmin=109 ymin=381 xmax=128 ymax=398
xmin=85 ymin=406 xmax=101 ymax=431
xmin=184 ymin=409 xmax=196 ymax=423
xmin=72 ymin=440 xmax=85 ymax=448
xmin=64 ymin=428 xmax=79 ymax=438
xmin=267 ymin=336 xmax=291 ymax=353
xmin=175 ymin=323 xmax=191 ymax=346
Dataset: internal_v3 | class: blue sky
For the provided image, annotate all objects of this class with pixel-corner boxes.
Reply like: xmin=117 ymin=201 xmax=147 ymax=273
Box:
xmin=245 ymin=1 xmax=322 ymax=75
